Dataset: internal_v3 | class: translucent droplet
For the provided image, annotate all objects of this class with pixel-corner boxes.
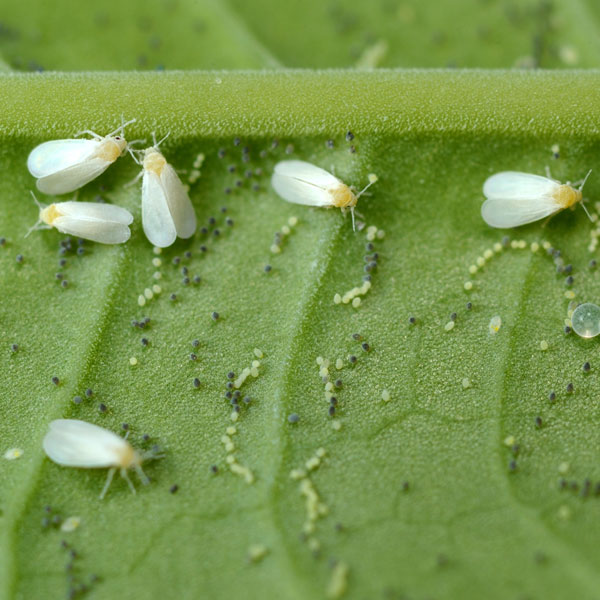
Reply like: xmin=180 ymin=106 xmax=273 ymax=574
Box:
xmin=571 ymin=303 xmax=600 ymax=338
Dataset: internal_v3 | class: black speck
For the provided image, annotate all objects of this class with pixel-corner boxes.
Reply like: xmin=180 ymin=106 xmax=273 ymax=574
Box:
xmin=218 ymin=148 xmax=226 ymax=158
xmin=121 ymin=423 xmax=129 ymax=431
xmin=450 ymin=312 xmax=457 ymax=322
xmin=193 ymin=378 xmax=201 ymax=388
xmin=288 ymin=413 xmax=299 ymax=423
xmin=192 ymin=339 xmax=200 ymax=348
xmin=548 ymin=391 xmax=556 ymax=402
xmin=566 ymin=382 xmax=574 ymax=393
xmin=55 ymin=273 xmax=63 ymax=280
xmin=589 ymin=259 xmax=597 ymax=269
xmin=535 ymin=416 xmax=543 ymax=428
xmin=190 ymin=353 xmax=197 ymax=361
xmin=184 ymin=251 xmax=192 ymax=259
xmin=61 ymin=280 xmax=69 ymax=288
xmin=565 ymin=276 xmax=574 ymax=286
xmin=227 ymin=371 xmax=235 ymax=379
xmin=326 ymin=140 xmax=334 ymax=148
xmin=170 ymin=293 xmax=177 ymax=301
xmin=409 ymin=316 xmax=417 ymax=324
xmin=211 ymin=465 xmax=218 ymax=474
xmin=141 ymin=338 xmax=149 ymax=346
xmin=352 ymin=333 xmax=361 ymax=341
xmin=345 ymin=131 xmax=354 ymax=141
xmin=508 ymin=460 xmax=517 ymax=472
xmin=211 ymin=312 xmax=219 ymax=321
xmin=98 ymin=403 xmax=107 ymax=413
xmin=361 ymin=342 xmax=370 ymax=352
xmin=349 ymin=355 xmax=357 ymax=364
xmin=169 ymin=484 xmax=179 ymax=494
xmin=564 ymin=326 xmax=572 ymax=334
xmin=583 ymin=361 xmax=591 ymax=372
xmin=264 ymin=264 xmax=272 ymax=273
xmin=182 ymin=277 xmax=190 ymax=285
xmin=10 ymin=344 xmax=18 ymax=352
xmin=51 ymin=376 xmax=60 ymax=385
xmin=72 ymin=396 xmax=82 ymax=405
xmin=15 ymin=254 xmax=23 ymax=263
xmin=328 ymin=405 xmax=336 ymax=416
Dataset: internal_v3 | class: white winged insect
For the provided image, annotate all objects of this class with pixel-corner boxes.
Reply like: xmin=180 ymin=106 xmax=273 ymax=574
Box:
xmin=27 ymin=118 xmax=138 ymax=195
xmin=27 ymin=192 xmax=133 ymax=244
xmin=271 ymin=160 xmax=378 ymax=231
xmin=130 ymin=134 xmax=197 ymax=247
xmin=481 ymin=169 xmax=592 ymax=228
xmin=43 ymin=419 xmax=161 ymax=499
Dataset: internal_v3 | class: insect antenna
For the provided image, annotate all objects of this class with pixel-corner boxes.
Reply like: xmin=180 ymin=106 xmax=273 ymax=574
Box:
xmin=25 ymin=191 xmax=44 ymax=237
xmin=356 ymin=174 xmax=378 ymax=199
xmin=108 ymin=117 xmax=137 ymax=138
xmin=579 ymin=169 xmax=593 ymax=222
xmin=153 ymin=131 xmax=171 ymax=149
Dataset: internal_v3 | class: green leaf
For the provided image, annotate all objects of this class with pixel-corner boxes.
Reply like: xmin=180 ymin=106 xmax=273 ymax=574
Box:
xmin=1 ymin=70 xmax=600 ymax=600
xmin=1 ymin=0 xmax=599 ymax=70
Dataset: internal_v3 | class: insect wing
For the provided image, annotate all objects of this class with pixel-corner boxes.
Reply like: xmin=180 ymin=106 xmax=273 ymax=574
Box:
xmin=27 ymin=139 xmax=98 ymax=178
xmin=36 ymin=157 xmax=113 ymax=195
xmin=43 ymin=419 xmax=128 ymax=468
xmin=58 ymin=201 xmax=133 ymax=225
xmin=142 ymin=171 xmax=177 ymax=247
xmin=483 ymin=172 xmax=557 ymax=200
xmin=481 ymin=196 xmax=560 ymax=228
xmin=272 ymin=160 xmax=340 ymax=207
xmin=161 ymin=164 xmax=197 ymax=239
xmin=53 ymin=216 xmax=131 ymax=244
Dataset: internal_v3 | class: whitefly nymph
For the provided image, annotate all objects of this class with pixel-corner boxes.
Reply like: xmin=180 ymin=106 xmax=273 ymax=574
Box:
xmin=27 ymin=119 xmax=138 ymax=195
xmin=43 ymin=419 xmax=161 ymax=499
xmin=481 ymin=169 xmax=592 ymax=228
xmin=271 ymin=160 xmax=377 ymax=230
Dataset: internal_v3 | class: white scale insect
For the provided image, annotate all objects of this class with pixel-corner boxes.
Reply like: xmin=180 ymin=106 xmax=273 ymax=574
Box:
xmin=27 ymin=192 xmax=133 ymax=244
xmin=481 ymin=169 xmax=592 ymax=228
xmin=43 ymin=419 xmax=160 ymax=499
xmin=27 ymin=118 xmax=137 ymax=195
xmin=130 ymin=134 xmax=197 ymax=247
xmin=271 ymin=160 xmax=378 ymax=231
